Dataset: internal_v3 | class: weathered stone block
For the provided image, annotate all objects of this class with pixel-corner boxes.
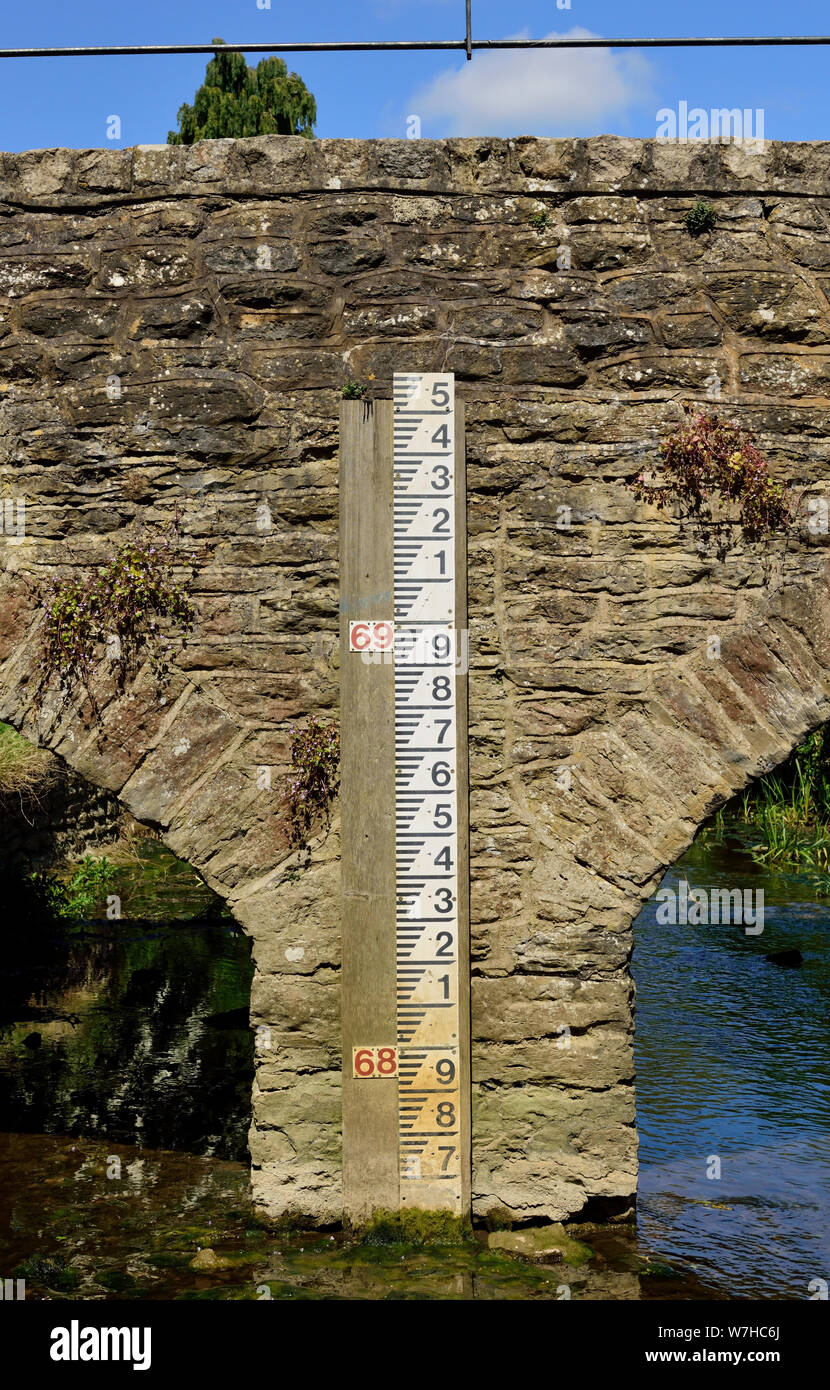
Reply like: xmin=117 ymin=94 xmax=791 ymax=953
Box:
xmin=704 ymin=270 xmax=830 ymax=342
xmin=98 ymin=247 xmax=195 ymax=292
xmin=0 ymin=256 xmax=92 ymax=297
xmin=126 ymin=296 xmax=214 ymax=339
xmin=120 ymin=693 xmax=239 ymax=826
xmin=15 ymin=296 xmax=119 ymax=339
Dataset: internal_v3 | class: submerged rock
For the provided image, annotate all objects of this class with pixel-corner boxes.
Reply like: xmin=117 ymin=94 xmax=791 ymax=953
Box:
xmin=764 ymin=949 xmax=803 ymax=967
xmin=487 ymin=1223 xmax=593 ymax=1265
xmin=189 ymin=1247 xmax=234 ymax=1271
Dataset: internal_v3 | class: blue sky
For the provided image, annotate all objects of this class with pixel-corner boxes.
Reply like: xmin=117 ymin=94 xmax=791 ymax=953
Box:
xmin=0 ymin=0 xmax=829 ymax=150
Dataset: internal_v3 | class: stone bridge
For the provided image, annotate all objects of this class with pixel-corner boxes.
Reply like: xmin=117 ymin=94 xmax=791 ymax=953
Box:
xmin=0 ymin=134 xmax=829 ymax=1225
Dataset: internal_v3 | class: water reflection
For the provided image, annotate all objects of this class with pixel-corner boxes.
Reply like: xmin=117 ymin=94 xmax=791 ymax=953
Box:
xmin=0 ymin=851 xmax=254 ymax=1160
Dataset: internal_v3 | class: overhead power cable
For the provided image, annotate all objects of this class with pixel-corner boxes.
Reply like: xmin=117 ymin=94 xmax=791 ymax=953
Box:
xmin=1 ymin=35 xmax=830 ymax=60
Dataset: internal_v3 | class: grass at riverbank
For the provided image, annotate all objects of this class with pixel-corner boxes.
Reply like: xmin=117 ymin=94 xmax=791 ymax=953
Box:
xmin=704 ymin=728 xmax=830 ymax=888
xmin=0 ymin=721 xmax=56 ymax=801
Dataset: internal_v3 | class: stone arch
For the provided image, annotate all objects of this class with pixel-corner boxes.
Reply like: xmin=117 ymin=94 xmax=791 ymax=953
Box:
xmin=565 ymin=555 xmax=830 ymax=910
xmin=467 ymin=551 xmax=830 ymax=1224
xmin=3 ymin=550 xmax=826 ymax=1227
xmin=0 ymin=564 xmax=343 ymax=1223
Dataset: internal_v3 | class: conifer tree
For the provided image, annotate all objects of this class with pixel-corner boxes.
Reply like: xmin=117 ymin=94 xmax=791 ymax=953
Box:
xmin=168 ymin=40 xmax=316 ymax=143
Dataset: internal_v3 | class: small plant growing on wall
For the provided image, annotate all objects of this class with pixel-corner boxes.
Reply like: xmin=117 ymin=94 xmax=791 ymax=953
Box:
xmin=684 ymin=201 xmax=717 ymax=238
xmin=39 ymin=517 xmax=196 ymax=719
xmin=631 ymin=405 xmax=793 ymax=540
xmin=342 ymin=380 xmax=368 ymax=399
xmin=286 ymin=716 xmax=340 ymax=848
xmin=528 ymin=209 xmax=549 ymax=231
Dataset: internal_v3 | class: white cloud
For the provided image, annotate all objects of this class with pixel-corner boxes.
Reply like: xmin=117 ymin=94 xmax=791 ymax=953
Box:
xmin=409 ymin=27 xmax=655 ymax=137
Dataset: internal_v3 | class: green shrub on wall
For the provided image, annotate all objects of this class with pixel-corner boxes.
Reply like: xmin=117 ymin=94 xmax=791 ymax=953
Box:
xmin=684 ymin=201 xmax=717 ymax=237
xmin=39 ymin=520 xmax=196 ymax=719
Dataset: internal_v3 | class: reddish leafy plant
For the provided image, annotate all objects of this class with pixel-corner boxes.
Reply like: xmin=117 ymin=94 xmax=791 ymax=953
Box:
xmin=285 ymin=716 xmax=340 ymax=848
xmin=631 ymin=406 xmax=793 ymax=539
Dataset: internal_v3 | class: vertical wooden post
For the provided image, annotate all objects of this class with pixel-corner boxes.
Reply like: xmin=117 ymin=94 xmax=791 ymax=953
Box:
xmin=339 ymin=391 xmax=471 ymax=1221
xmin=454 ymin=403 xmax=472 ymax=1216
xmin=339 ymin=399 xmax=399 ymax=1223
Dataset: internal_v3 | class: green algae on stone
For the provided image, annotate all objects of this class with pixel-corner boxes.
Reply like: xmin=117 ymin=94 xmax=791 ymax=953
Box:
xmin=160 ymin=1224 xmax=222 ymax=1251
xmin=147 ymin=1251 xmax=193 ymax=1270
xmin=355 ymin=1208 xmax=474 ymax=1247
xmin=487 ymin=1223 xmax=594 ymax=1266
xmin=481 ymin=1205 xmax=515 ymax=1232
xmin=190 ymin=1248 xmax=236 ymax=1271
xmin=190 ymin=1247 xmax=260 ymax=1271
xmin=1 ymin=1131 xmax=713 ymax=1300
xmin=13 ymin=1253 xmax=81 ymax=1292
xmin=256 ymin=1207 xmax=307 ymax=1233
xmin=638 ymin=1259 xmax=679 ymax=1277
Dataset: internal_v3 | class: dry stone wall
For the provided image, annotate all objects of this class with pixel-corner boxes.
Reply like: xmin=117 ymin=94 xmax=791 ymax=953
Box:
xmin=1 ymin=135 xmax=830 ymax=1225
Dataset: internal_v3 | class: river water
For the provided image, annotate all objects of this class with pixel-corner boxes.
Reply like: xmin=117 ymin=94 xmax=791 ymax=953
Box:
xmin=633 ymin=827 xmax=830 ymax=1299
xmin=0 ymin=832 xmax=827 ymax=1299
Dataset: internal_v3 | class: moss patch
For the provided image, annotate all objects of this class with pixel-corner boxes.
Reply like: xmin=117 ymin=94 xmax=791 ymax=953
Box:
xmin=488 ymin=1223 xmax=594 ymax=1266
xmin=355 ymin=1208 xmax=474 ymax=1247
xmin=13 ymin=1253 xmax=81 ymax=1292
xmin=481 ymin=1205 xmax=515 ymax=1232
xmin=684 ymin=201 xmax=717 ymax=237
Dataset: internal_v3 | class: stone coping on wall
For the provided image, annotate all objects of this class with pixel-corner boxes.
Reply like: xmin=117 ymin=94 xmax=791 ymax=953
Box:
xmin=0 ymin=136 xmax=829 ymax=207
